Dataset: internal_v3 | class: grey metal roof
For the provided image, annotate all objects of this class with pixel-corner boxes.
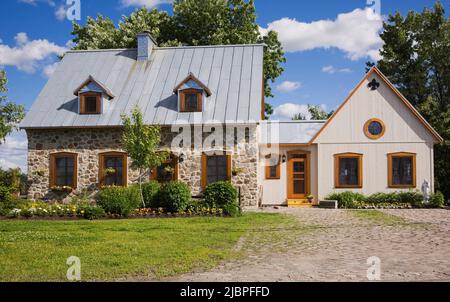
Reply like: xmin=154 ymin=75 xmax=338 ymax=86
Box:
xmin=20 ymin=44 xmax=264 ymax=129
xmin=260 ymin=121 xmax=326 ymax=144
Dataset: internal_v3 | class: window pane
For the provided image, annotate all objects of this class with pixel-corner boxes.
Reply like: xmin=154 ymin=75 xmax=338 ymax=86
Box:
xmin=55 ymin=157 xmax=74 ymax=186
xmin=293 ymin=180 xmax=305 ymax=194
xmin=269 ymin=165 xmax=278 ymax=178
xmin=84 ymin=96 xmax=98 ymax=113
xmin=185 ymin=93 xmax=198 ymax=111
xmin=392 ymin=157 xmax=413 ymax=185
xmin=339 ymin=157 xmax=359 ymax=186
xmin=368 ymin=121 xmax=383 ymax=136
xmin=104 ymin=156 xmax=123 ymax=186
xmin=206 ymin=155 xmax=228 ymax=185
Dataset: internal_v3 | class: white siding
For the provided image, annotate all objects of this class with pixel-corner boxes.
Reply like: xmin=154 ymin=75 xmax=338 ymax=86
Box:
xmin=315 ymin=72 xmax=436 ymax=199
xmin=315 ymin=73 xmax=436 ymax=144
xmin=259 ymin=145 xmax=318 ymax=205
xmin=317 ymin=142 xmax=434 ymax=199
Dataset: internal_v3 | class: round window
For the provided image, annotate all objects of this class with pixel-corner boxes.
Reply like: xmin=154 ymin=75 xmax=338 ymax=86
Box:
xmin=364 ymin=119 xmax=385 ymax=139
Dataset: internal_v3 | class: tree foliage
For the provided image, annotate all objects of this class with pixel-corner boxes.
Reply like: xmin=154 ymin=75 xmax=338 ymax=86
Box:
xmin=291 ymin=105 xmax=334 ymax=121
xmin=0 ymin=70 xmax=25 ymax=142
xmin=121 ymin=107 xmax=168 ymax=206
xmin=71 ymin=0 xmax=285 ymax=117
xmin=368 ymin=1 xmax=450 ymax=199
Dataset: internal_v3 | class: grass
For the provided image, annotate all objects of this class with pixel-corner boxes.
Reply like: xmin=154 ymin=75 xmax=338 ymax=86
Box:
xmin=0 ymin=213 xmax=294 ymax=281
xmin=350 ymin=210 xmax=408 ymax=225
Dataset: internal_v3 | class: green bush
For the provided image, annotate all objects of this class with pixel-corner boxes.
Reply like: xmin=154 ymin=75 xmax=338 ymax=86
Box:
xmin=0 ymin=185 xmax=24 ymax=216
xmin=203 ymin=181 xmax=240 ymax=216
xmin=80 ymin=206 xmax=106 ymax=220
xmin=157 ymin=181 xmax=191 ymax=212
xmin=96 ymin=186 xmax=141 ymax=217
xmin=367 ymin=192 xmax=401 ymax=204
xmin=141 ymin=181 xmax=161 ymax=208
xmin=429 ymin=191 xmax=445 ymax=208
xmin=397 ymin=191 xmax=423 ymax=207
xmin=325 ymin=191 xmax=366 ymax=209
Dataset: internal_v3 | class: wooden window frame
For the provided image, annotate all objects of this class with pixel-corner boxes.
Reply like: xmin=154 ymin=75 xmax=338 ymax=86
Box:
xmin=265 ymin=155 xmax=280 ymax=180
xmin=98 ymin=151 xmax=128 ymax=187
xmin=49 ymin=152 xmax=78 ymax=189
xmin=179 ymin=89 xmax=202 ymax=113
xmin=387 ymin=152 xmax=416 ymax=188
xmin=364 ymin=118 xmax=386 ymax=140
xmin=201 ymin=153 xmax=232 ymax=188
xmin=150 ymin=156 xmax=179 ymax=182
xmin=334 ymin=153 xmax=363 ymax=189
xmin=79 ymin=92 xmax=101 ymax=115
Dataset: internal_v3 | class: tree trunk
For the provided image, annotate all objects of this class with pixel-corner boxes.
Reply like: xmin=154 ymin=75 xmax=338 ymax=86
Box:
xmin=139 ymin=167 xmax=145 ymax=208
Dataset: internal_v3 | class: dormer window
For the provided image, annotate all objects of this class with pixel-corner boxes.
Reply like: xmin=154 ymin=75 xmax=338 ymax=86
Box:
xmin=174 ymin=73 xmax=211 ymax=113
xmin=79 ymin=93 xmax=101 ymax=114
xmin=180 ymin=89 xmax=202 ymax=112
xmin=73 ymin=75 xmax=115 ymax=115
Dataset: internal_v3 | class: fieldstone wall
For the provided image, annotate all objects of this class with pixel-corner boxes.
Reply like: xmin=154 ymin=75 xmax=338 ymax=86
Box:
xmin=26 ymin=125 xmax=259 ymax=207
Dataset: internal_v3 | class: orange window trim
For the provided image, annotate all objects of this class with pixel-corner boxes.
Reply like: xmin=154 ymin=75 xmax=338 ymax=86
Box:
xmin=201 ymin=153 xmax=232 ymax=189
xmin=364 ymin=118 xmax=386 ymax=140
xmin=334 ymin=153 xmax=363 ymax=189
xmin=180 ymin=89 xmax=202 ymax=112
xmin=49 ymin=152 xmax=78 ymax=189
xmin=265 ymin=155 xmax=280 ymax=180
xmin=98 ymin=151 xmax=128 ymax=187
xmin=79 ymin=92 xmax=101 ymax=115
xmin=150 ymin=156 xmax=179 ymax=182
xmin=387 ymin=152 xmax=416 ymax=188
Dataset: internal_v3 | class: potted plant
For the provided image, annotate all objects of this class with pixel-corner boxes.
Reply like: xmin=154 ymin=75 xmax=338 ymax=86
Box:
xmin=306 ymin=194 xmax=314 ymax=203
xmin=51 ymin=185 xmax=73 ymax=193
xmin=104 ymin=167 xmax=116 ymax=176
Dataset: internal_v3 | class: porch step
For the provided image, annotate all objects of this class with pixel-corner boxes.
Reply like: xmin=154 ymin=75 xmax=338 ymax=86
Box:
xmin=287 ymin=199 xmax=313 ymax=208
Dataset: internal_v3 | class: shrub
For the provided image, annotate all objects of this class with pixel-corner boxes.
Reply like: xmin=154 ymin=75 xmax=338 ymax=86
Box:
xmin=79 ymin=206 xmax=106 ymax=220
xmin=157 ymin=181 xmax=191 ymax=212
xmin=367 ymin=192 xmax=401 ymax=204
xmin=203 ymin=181 xmax=240 ymax=216
xmin=397 ymin=191 xmax=423 ymax=208
xmin=141 ymin=181 xmax=161 ymax=208
xmin=0 ymin=185 xmax=25 ymax=216
xmin=0 ymin=185 xmax=11 ymax=203
xmin=204 ymin=181 xmax=238 ymax=208
xmin=325 ymin=191 xmax=366 ymax=209
xmin=96 ymin=186 xmax=141 ymax=217
xmin=429 ymin=191 xmax=445 ymax=208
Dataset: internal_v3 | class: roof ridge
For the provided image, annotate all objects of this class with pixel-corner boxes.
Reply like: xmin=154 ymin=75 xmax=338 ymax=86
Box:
xmin=65 ymin=44 xmax=265 ymax=54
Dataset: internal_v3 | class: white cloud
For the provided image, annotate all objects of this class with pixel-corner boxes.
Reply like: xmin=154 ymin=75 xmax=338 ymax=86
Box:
xmin=18 ymin=0 xmax=56 ymax=6
xmin=0 ymin=131 xmax=28 ymax=172
xmin=55 ymin=5 xmax=67 ymax=21
xmin=0 ymin=32 xmax=67 ymax=73
xmin=272 ymin=103 xmax=310 ymax=121
xmin=276 ymin=81 xmax=302 ymax=93
xmin=121 ymin=0 xmax=172 ymax=8
xmin=43 ymin=62 xmax=59 ymax=77
xmin=322 ymin=65 xmax=352 ymax=74
xmin=260 ymin=8 xmax=383 ymax=61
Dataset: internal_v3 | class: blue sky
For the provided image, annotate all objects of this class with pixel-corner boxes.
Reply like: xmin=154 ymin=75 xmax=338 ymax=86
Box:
xmin=0 ymin=0 xmax=448 ymax=171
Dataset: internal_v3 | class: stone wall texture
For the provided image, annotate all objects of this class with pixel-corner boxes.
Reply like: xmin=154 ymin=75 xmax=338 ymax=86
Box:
xmin=26 ymin=125 xmax=259 ymax=207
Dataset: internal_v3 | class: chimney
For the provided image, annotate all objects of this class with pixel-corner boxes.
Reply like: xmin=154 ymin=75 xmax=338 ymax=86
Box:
xmin=137 ymin=32 xmax=157 ymax=61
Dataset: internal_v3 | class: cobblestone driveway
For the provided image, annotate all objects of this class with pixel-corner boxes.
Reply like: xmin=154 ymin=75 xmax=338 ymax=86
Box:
xmin=174 ymin=208 xmax=450 ymax=281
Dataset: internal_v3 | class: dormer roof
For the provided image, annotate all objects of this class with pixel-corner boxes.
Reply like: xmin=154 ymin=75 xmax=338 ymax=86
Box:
xmin=173 ymin=72 xmax=212 ymax=97
xmin=73 ymin=75 xmax=115 ymax=99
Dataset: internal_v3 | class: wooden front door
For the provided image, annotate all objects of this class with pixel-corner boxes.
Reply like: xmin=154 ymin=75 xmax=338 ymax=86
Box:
xmin=287 ymin=155 xmax=309 ymax=199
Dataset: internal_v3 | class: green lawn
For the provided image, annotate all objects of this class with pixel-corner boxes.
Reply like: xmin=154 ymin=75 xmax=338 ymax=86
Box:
xmin=0 ymin=213 xmax=294 ymax=281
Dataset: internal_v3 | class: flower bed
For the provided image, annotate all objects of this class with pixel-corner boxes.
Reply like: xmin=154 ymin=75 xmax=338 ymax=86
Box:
xmin=130 ymin=207 xmax=225 ymax=218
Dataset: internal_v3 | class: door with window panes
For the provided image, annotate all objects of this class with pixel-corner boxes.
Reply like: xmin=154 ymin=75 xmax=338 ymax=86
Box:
xmin=287 ymin=154 xmax=309 ymax=199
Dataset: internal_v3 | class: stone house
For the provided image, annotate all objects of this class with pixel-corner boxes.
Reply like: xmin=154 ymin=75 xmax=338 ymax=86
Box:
xmin=20 ymin=33 xmax=443 ymax=208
